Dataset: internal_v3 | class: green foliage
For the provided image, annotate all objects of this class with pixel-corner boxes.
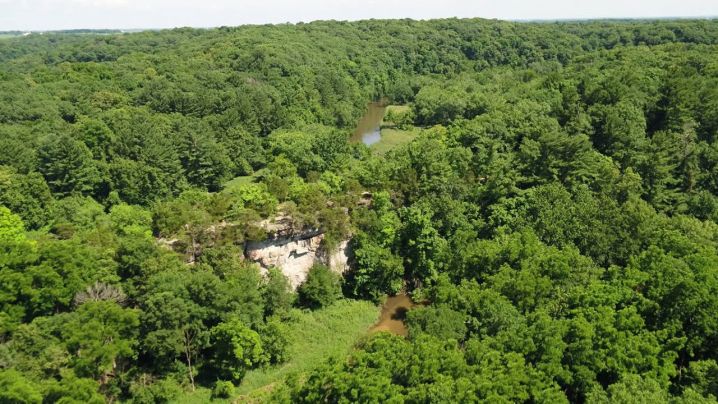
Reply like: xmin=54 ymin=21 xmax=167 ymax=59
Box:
xmin=586 ymin=374 xmax=669 ymax=404
xmin=384 ymin=105 xmax=414 ymax=130
xmin=349 ymin=233 xmax=404 ymax=300
xmin=257 ymin=318 xmax=290 ymax=366
xmin=37 ymin=134 xmax=99 ymax=197
xmin=406 ymin=306 xmax=468 ymax=341
xmin=0 ymin=206 xmax=25 ymax=242
xmin=685 ymin=360 xmax=718 ymax=399
xmin=293 ymin=333 xmax=566 ymax=403
xmin=297 ymin=264 xmax=342 ymax=309
xmin=0 ymin=237 xmax=118 ymax=331
xmin=0 ymin=169 xmax=54 ymax=230
xmin=211 ymin=380 xmax=234 ymax=399
xmin=4 ymin=17 xmax=718 ymax=403
xmin=208 ymin=318 xmax=265 ymax=383
xmin=226 ymin=182 xmax=278 ymax=217
xmin=179 ymin=123 xmax=233 ymax=192
xmin=128 ymin=376 xmax=182 ymax=404
xmin=41 ymin=370 xmax=105 ymax=404
xmin=108 ymin=203 xmax=153 ymax=237
xmin=414 ymin=85 xmax=468 ymax=125
xmin=0 ymin=369 xmax=42 ymax=404
xmin=399 ymin=205 xmax=449 ymax=288
xmin=50 ymin=195 xmax=105 ymax=236
xmin=60 ymin=301 xmax=139 ymax=380
xmin=262 ymin=267 xmax=294 ymax=317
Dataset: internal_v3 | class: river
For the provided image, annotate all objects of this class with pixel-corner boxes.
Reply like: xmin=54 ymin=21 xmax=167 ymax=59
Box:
xmin=351 ymin=102 xmax=386 ymax=146
xmin=369 ymin=294 xmax=415 ymax=337
xmin=354 ymin=102 xmax=416 ymax=337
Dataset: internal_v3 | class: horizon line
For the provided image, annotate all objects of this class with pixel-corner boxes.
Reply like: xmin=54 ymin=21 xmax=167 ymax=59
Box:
xmin=2 ymin=15 xmax=718 ymax=33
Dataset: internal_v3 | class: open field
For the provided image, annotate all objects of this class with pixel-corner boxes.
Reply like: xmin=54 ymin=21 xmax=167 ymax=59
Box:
xmin=171 ymin=299 xmax=379 ymax=402
xmin=236 ymin=299 xmax=379 ymax=400
xmin=222 ymin=169 xmax=267 ymax=193
xmin=371 ymin=126 xmax=421 ymax=155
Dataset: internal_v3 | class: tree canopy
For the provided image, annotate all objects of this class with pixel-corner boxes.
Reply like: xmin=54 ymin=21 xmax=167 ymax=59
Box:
xmin=3 ymin=17 xmax=718 ymax=403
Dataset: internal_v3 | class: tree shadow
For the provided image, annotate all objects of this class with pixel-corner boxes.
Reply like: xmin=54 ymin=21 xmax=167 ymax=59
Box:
xmin=391 ymin=307 xmax=409 ymax=321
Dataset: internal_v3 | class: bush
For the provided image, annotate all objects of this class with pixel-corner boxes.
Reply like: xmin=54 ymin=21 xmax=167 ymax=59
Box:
xmin=262 ymin=268 xmax=294 ymax=317
xmin=208 ymin=319 xmax=265 ymax=382
xmin=128 ymin=377 xmax=181 ymax=404
xmin=259 ymin=317 xmax=290 ymax=365
xmin=0 ymin=369 xmax=42 ymax=404
xmin=297 ymin=264 xmax=342 ymax=309
xmin=212 ymin=380 xmax=235 ymax=399
xmin=406 ymin=306 xmax=467 ymax=341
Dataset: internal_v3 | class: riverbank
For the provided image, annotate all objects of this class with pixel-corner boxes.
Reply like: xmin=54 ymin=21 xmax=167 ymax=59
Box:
xmin=351 ymin=102 xmax=420 ymax=155
xmin=351 ymin=102 xmax=386 ymax=145
xmin=173 ymin=293 xmax=419 ymax=403
xmin=370 ymin=126 xmax=420 ymax=155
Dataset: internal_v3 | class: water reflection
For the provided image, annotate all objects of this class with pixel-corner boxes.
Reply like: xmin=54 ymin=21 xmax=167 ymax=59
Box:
xmin=351 ymin=102 xmax=386 ymax=146
xmin=369 ymin=294 xmax=415 ymax=337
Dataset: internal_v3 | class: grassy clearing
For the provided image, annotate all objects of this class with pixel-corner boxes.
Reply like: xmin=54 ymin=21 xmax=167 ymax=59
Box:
xmin=223 ymin=175 xmax=255 ymax=191
xmin=371 ymin=127 xmax=421 ymax=155
xmin=222 ymin=169 xmax=266 ymax=194
xmin=385 ymin=105 xmax=411 ymax=115
xmin=171 ymin=388 xmax=216 ymax=404
xmin=364 ymin=104 xmax=419 ymax=155
xmin=170 ymin=300 xmax=379 ymax=403
xmin=236 ymin=299 xmax=379 ymax=400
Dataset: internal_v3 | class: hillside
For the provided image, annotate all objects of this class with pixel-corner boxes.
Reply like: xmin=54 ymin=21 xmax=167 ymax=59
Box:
xmin=2 ymin=18 xmax=718 ymax=403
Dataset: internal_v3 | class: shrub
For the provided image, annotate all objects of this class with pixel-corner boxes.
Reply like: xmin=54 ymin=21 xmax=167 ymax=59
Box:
xmin=297 ymin=264 xmax=342 ymax=309
xmin=212 ymin=380 xmax=235 ymax=399
xmin=129 ymin=377 xmax=181 ymax=404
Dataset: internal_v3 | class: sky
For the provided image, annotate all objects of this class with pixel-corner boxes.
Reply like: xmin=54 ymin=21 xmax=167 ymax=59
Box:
xmin=1 ymin=0 xmax=717 ymax=31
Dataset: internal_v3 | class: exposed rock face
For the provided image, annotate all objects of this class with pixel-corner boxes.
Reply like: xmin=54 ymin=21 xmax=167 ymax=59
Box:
xmin=160 ymin=213 xmax=354 ymax=289
xmin=255 ymin=215 xmax=299 ymax=239
xmin=243 ymin=216 xmax=352 ymax=290
xmin=245 ymin=231 xmax=325 ymax=289
xmin=327 ymin=239 xmax=352 ymax=274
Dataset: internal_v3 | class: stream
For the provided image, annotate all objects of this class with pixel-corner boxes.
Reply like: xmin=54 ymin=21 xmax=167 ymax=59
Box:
xmin=369 ymin=294 xmax=415 ymax=337
xmin=351 ymin=102 xmax=386 ymax=146
xmin=354 ymin=102 xmax=417 ymax=337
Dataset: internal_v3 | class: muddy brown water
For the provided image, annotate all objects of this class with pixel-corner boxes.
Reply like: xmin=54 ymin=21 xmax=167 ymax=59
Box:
xmin=369 ymin=294 xmax=415 ymax=337
xmin=351 ymin=102 xmax=386 ymax=146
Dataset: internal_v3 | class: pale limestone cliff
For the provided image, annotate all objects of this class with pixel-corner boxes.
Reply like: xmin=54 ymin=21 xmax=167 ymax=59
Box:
xmin=244 ymin=232 xmax=353 ymax=289
xmin=245 ymin=232 xmax=325 ymax=289
xmin=159 ymin=212 xmax=353 ymax=289
xmin=327 ymin=239 xmax=352 ymax=274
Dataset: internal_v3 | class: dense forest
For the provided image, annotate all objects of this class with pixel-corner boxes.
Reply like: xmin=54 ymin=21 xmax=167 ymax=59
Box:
xmin=3 ymin=17 xmax=718 ymax=403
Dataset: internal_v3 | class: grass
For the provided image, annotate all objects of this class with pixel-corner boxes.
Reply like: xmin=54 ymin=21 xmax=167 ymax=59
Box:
xmin=371 ymin=126 xmax=421 ymax=155
xmin=170 ymin=300 xmax=379 ymax=403
xmin=385 ymin=105 xmax=411 ymax=115
xmin=363 ymin=104 xmax=419 ymax=155
xmin=223 ymin=175 xmax=255 ymax=191
xmin=222 ymin=169 xmax=266 ymax=194
xmin=236 ymin=299 xmax=379 ymax=400
xmin=171 ymin=388 xmax=215 ymax=404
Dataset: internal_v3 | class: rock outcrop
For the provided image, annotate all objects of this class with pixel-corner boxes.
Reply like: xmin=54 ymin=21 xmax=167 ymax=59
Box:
xmin=327 ymin=239 xmax=352 ymax=273
xmin=245 ymin=232 xmax=325 ymax=289
xmin=159 ymin=213 xmax=354 ymax=289
xmin=243 ymin=216 xmax=351 ymax=289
